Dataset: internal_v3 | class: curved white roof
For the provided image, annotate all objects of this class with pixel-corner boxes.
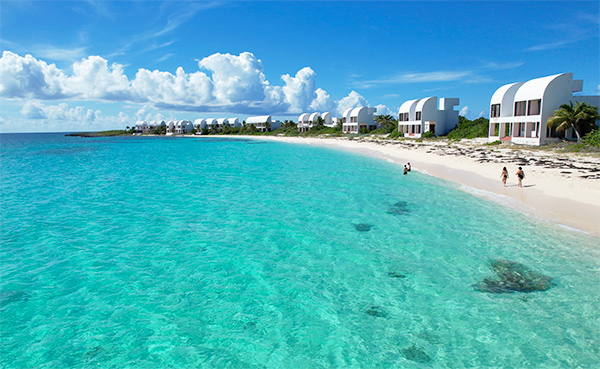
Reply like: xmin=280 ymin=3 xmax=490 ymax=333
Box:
xmin=194 ymin=118 xmax=206 ymax=124
xmin=491 ymin=82 xmax=524 ymax=105
xmin=514 ymin=73 xmax=566 ymax=101
xmin=415 ymin=97 xmax=436 ymax=111
xmin=298 ymin=113 xmax=310 ymax=122
xmin=322 ymin=112 xmax=332 ymax=123
xmin=216 ymin=118 xmax=227 ymax=125
xmin=399 ymin=99 xmax=420 ymax=113
xmin=227 ymin=117 xmax=239 ymax=124
xmin=350 ymin=106 xmax=367 ymax=117
xmin=342 ymin=108 xmax=353 ymax=118
xmin=309 ymin=112 xmax=321 ymax=121
xmin=206 ymin=118 xmax=217 ymax=125
xmin=135 ymin=120 xmax=148 ymax=125
xmin=246 ymin=115 xmax=271 ymax=124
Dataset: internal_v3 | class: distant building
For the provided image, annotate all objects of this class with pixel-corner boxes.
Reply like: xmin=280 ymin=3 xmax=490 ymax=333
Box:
xmin=397 ymin=97 xmax=460 ymax=137
xmin=134 ymin=121 xmax=149 ymax=134
xmin=246 ymin=115 xmax=281 ymax=132
xmin=194 ymin=119 xmax=207 ymax=132
xmin=342 ymin=106 xmax=378 ymax=133
xmin=488 ymin=73 xmax=600 ymax=145
xmin=205 ymin=118 xmax=218 ymax=128
xmin=226 ymin=117 xmax=241 ymax=128
xmin=298 ymin=113 xmax=311 ymax=132
xmin=170 ymin=120 xmax=193 ymax=134
xmin=148 ymin=120 xmax=166 ymax=132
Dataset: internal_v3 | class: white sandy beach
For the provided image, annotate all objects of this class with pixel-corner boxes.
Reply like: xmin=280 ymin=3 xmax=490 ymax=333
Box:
xmin=232 ymin=135 xmax=600 ymax=237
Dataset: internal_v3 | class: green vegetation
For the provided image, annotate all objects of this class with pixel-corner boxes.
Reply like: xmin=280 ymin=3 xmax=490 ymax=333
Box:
xmin=445 ymin=116 xmax=489 ymax=139
xmin=421 ymin=131 xmax=436 ymax=139
xmin=65 ymin=130 xmax=129 ymax=137
xmin=582 ymin=128 xmax=600 ymax=147
xmin=374 ymin=114 xmax=397 ymax=134
xmin=547 ymin=101 xmax=599 ymax=142
xmin=486 ymin=140 xmax=502 ymax=146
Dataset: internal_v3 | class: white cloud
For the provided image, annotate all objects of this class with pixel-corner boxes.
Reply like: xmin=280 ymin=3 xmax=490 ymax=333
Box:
xmin=0 ymin=51 xmax=337 ymax=115
xmin=21 ymin=101 xmax=101 ymax=122
xmin=374 ymin=104 xmax=394 ymax=116
xmin=336 ymin=90 xmax=368 ymax=116
xmin=459 ymin=105 xmax=471 ymax=117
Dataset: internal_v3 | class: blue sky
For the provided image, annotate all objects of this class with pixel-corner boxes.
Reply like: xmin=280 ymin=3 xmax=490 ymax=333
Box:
xmin=1 ymin=0 xmax=598 ymax=132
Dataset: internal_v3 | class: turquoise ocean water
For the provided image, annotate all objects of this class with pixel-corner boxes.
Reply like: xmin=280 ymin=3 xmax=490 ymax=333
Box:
xmin=1 ymin=133 xmax=599 ymax=368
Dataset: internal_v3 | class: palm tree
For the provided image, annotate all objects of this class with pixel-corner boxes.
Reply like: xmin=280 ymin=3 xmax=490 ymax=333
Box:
xmin=547 ymin=101 xmax=599 ymax=142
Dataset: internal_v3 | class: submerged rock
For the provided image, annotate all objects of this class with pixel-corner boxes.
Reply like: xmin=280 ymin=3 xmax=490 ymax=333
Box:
xmin=473 ymin=259 xmax=554 ymax=293
xmin=365 ymin=305 xmax=388 ymax=318
xmin=354 ymin=223 xmax=372 ymax=232
xmin=387 ymin=201 xmax=410 ymax=215
xmin=401 ymin=345 xmax=432 ymax=363
xmin=387 ymin=272 xmax=406 ymax=278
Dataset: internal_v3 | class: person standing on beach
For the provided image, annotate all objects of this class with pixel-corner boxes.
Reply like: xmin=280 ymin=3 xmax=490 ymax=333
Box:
xmin=403 ymin=165 xmax=408 ymax=175
xmin=516 ymin=167 xmax=525 ymax=188
xmin=501 ymin=167 xmax=509 ymax=187
xmin=407 ymin=163 xmax=411 ymax=172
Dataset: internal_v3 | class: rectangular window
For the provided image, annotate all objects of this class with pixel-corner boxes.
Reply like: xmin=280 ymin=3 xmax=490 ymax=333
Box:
xmin=342 ymin=117 xmax=346 ymax=123
xmin=490 ymin=104 xmax=501 ymax=118
xmin=528 ymin=99 xmax=541 ymax=115
xmin=515 ymin=101 xmax=527 ymax=116
xmin=416 ymin=111 xmax=422 ymax=120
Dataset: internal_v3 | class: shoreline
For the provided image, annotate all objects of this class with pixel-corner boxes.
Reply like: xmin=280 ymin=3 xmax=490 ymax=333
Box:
xmin=229 ymin=135 xmax=600 ymax=237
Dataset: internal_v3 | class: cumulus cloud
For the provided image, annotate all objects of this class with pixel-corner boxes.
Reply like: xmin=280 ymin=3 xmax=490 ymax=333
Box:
xmin=336 ymin=90 xmax=368 ymax=116
xmin=21 ymin=101 xmax=101 ymax=122
xmin=0 ymin=51 xmax=338 ymax=115
xmin=374 ymin=104 xmax=395 ymax=116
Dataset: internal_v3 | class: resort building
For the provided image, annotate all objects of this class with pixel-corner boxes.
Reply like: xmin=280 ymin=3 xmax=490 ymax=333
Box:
xmin=246 ymin=115 xmax=281 ymax=132
xmin=342 ymin=106 xmax=378 ymax=133
xmin=134 ymin=121 xmax=149 ymax=134
xmin=226 ymin=117 xmax=241 ymax=128
xmin=397 ymin=97 xmax=460 ymax=137
xmin=297 ymin=111 xmax=337 ymax=132
xmin=194 ymin=119 xmax=207 ymax=131
xmin=216 ymin=118 xmax=228 ymax=127
xmin=168 ymin=120 xmax=193 ymax=134
xmin=149 ymin=120 xmax=166 ymax=132
xmin=488 ymin=73 xmax=600 ymax=145
xmin=205 ymin=118 xmax=218 ymax=129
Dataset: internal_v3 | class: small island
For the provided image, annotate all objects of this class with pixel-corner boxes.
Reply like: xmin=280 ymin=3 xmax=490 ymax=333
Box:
xmin=65 ymin=130 xmax=129 ymax=137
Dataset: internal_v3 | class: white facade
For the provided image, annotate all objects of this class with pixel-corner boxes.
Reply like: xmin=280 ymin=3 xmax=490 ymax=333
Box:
xmin=488 ymin=73 xmax=599 ymax=145
xmin=194 ymin=119 xmax=207 ymax=131
xmin=166 ymin=120 xmax=175 ymax=135
xmin=342 ymin=106 xmax=378 ymax=133
xmin=134 ymin=120 xmax=149 ymax=134
xmin=205 ymin=118 xmax=218 ymax=128
xmin=173 ymin=120 xmax=193 ymax=134
xmin=246 ymin=115 xmax=280 ymax=132
xmin=321 ymin=112 xmax=335 ymax=127
xmin=226 ymin=117 xmax=241 ymax=128
xmin=397 ymin=97 xmax=459 ymax=137
xmin=216 ymin=118 xmax=228 ymax=127
xmin=298 ymin=113 xmax=311 ymax=132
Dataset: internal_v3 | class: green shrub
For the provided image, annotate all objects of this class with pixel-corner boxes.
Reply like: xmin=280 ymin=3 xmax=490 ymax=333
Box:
xmin=582 ymin=129 xmax=600 ymax=147
xmin=422 ymin=131 xmax=436 ymax=139
xmin=446 ymin=116 xmax=489 ymax=139
xmin=486 ymin=140 xmax=502 ymax=145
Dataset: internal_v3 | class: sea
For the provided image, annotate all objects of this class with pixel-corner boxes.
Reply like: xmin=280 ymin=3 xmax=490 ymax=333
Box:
xmin=1 ymin=132 xmax=599 ymax=368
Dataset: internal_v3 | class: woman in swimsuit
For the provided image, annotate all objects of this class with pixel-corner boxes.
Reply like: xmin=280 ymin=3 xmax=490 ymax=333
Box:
xmin=516 ymin=167 xmax=525 ymax=188
xmin=501 ymin=167 xmax=508 ymax=187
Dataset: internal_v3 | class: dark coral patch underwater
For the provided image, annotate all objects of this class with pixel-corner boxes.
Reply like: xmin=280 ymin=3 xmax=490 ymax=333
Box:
xmin=473 ymin=259 xmax=555 ymax=293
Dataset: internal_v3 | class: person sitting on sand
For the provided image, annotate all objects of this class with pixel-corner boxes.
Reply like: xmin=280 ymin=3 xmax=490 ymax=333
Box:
xmin=403 ymin=165 xmax=408 ymax=175
xmin=516 ymin=167 xmax=525 ymax=188
xmin=407 ymin=162 xmax=411 ymax=172
xmin=501 ymin=167 xmax=508 ymax=187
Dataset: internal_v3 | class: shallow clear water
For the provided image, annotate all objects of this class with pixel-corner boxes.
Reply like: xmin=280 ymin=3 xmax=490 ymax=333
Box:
xmin=1 ymin=133 xmax=599 ymax=368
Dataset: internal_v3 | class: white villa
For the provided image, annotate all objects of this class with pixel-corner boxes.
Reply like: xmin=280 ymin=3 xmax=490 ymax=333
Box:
xmin=488 ymin=73 xmax=600 ymax=145
xmin=134 ymin=120 xmax=149 ymax=134
xmin=342 ymin=106 xmax=378 ymax=133
xmin=194 ymin=119 xmax=207 ymax=131
xmin=246 ymin=115 xmax=281 ymax=132
xmin=166 ymin=120 xmax=193 ymax=135
xmin=205 ymin=118 xmax=218 ymax=128
xmin=226 ymin=117 xmax=241 ymax=128
xmin=297 ymin=112 xmax=335 ymax=132
xmin=397 ymin=97 xmax=460 ymax=137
